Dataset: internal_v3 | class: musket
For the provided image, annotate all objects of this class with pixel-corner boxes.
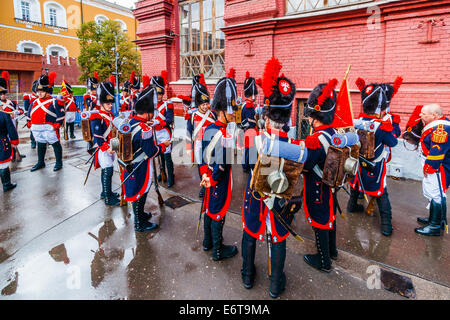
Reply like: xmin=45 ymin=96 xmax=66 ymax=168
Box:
xmin=83 ymin=148 xmax=100 ymax=185
xmin=436 ymin=171 xmax=448 ymax=234
xmin=117 ymin=157 xmax=147 ymax=188
xmin=158 ymin=154 xmax=167 ymax=183
xmin=196 ymin=197 xmax=204 ymax=235
xmin=332 ymin=188 xmax=346 ymax=219
xmin=152 ymin=156 xmax=165 ymax=207
xmin=266 ymin=229 xmax=272 ymax=278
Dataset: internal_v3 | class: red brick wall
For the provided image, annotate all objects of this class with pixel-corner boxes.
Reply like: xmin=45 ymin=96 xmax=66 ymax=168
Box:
xmin=42 ymin=56 xmax=82 ymax=86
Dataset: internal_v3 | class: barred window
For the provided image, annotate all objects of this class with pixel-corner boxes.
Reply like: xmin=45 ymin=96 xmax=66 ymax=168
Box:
xmin=179 ymin=0 xmax=225 ymax=79
xmin=287 ymin=0 xmax=370 ymax=14
xmin=21 ymin=1 xmax=30 ymax=21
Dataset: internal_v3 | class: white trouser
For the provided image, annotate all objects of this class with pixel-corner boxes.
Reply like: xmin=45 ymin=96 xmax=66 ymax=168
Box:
xmin=98 ymin=149 xmax=115 ymax=169
xmin=65 ymin=111 xmax=76 ymax=123
xmin=0 ymin=162 xmax=10 ymax=169
xmin=156 ymin=128 xmax=171 ymax=153
xmin=421 ymin=157 xmax=446 ymax=205
xmin=31 ymin=124 xmax=59 ymax=144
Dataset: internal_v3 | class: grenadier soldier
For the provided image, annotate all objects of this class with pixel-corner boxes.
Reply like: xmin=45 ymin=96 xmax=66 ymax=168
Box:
xmin=84 ymin=72 xmax=99 ymax=111
xmin=123 ymin=85 xmax=171 ymax=232
xmin=240 ymin=71 xmax=258 ymax=173
xmin=28 ymin=72 xmax=65 ymax=172
xmin=240 ymin=58 xmax=300 ymax=298
xmin=347 ymin=77 xmax=403 ymax=236
xmin=413 ymin=104 xmax=449 ymax=236
xmin=89 ymin=80 xmax=120 ymax=206
xmin=200 ymin=74 xmax=239 ymax=262
xmin=0 ymin=73 xmax=19 ymax=192
xmin=129 ymin=71 xmax=141 ymax=111
xmin=302 ymin=79 xmax=340 ymax=273
xmin=185 ymin=75 xmax=216 ymax=198
xmin=181 ymin=74 xmax=205 ymax=121
xmin=23 ymin=80 xmax=39 ymax=148
xmin=0 ymin=71 xmax=25 ymax=162
xmin=62 ymin=82 xmax=80 ymax=140
xmin=152 ymin=70 xmax=175 ymax=188
xmin=119 ymin=80 xmax=131 ymax=114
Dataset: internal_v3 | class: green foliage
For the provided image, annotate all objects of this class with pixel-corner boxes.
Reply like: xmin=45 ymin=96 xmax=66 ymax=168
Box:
xmin=77 ymin=20 xmax=141 ymax=86
xmin=53 ymin=86 xmax=86 ymax=95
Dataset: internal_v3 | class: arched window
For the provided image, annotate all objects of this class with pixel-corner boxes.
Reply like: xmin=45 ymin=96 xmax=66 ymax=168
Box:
xmin=13 ymin=0 xmax=42 ymax=24
xmin=95 ymin=14 xmax=109 ymax=25
xmin=43 ymin=1 xmax=67 ymax=29
xmin=17 ymin=40 xmax=43 ymax=55
xmin=114 ymin=19 xmax=127 ymax=32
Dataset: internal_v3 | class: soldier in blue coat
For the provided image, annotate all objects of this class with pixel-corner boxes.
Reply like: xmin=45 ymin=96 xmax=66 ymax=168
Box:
xmin=347 ymin=77 xmax=402 ymax=236
xmin=240 ymin=71 xmax=258 ymax=173
xmin=199 ymin=75 xmax=239 ymax=262
xmin=240 ymin=58 xmax=300 ymax=298
xmin=414 ymin=104 xmax=449 ymax=236
xmin=302 ymin=79 xmax=340 ymax=273
xmin=123 ymin=85 xmax=171 ymax=232
xmin=0 ymin=75 xmax=19 ymax=192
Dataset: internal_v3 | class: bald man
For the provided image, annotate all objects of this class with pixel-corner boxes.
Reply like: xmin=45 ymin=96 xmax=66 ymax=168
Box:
xmin=415 ymin=104 xmax=449 ymax=236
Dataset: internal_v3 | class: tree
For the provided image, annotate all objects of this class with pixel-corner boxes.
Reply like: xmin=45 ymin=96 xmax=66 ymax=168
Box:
xmin=77 ymin=20 xmax=141 ymax=87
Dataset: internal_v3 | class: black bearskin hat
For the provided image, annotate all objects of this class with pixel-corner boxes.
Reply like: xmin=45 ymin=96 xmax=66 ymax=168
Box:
xmin=134 ymin=86 xmax=157 ymax=114
xmin=191 ymin=73 xmax=209 ymax=108
xmin=98 ymin=81 xmax=115 ymax=104
xmin=305 ymin=80 xmax=338 ymax=125
xmin=402 ymin=105 xmax=424 ymax=146
xmin=31 ymin=80 xmax=39 ymax=94
xmin=87 ymin=72 xmax=99 ymax=91
xmin=211 ymin=69 xmax=238 ymax=114
xmin=0 ymin=71 xmax=9 ymax=94
xmin=243 ymin=71 xmax=258 ymax=98
xmin=130 ymin=71 xmax=140 ymax=90
xmin=262 ymin=58 xmax=296 ymax=124
xmin=37 ymin=72 xmax=57 ymax=94
xmin=65 ymin=82 xmax=73 ymax=94
xmin=355 ymin=77 xmax=403 ymax=115
xmin=151 ymin=70 xmax=168 ymax=95
xmin=121 ymin=80 xmax=130 ymax=92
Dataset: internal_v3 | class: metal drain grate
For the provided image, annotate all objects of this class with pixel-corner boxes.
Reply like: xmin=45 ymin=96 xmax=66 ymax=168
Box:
xmin=164 ymin=196 xmax=192 ymax=209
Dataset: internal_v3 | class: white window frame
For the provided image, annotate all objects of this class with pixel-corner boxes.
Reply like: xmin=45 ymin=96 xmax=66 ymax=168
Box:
xmin=21 ymin=1 xmax=31 ymax=21
xmin=43 ymin=1 xmax=67 ymax=29
xmin=14 ymin=0 xmax=42 ymax=24
xmin=95 ymin=14 xmax=109 ymax=25
xmin=17 ymin=40 xmax=43 ymax=55
xmin=286 ymin=0 xmax=373 ymax=15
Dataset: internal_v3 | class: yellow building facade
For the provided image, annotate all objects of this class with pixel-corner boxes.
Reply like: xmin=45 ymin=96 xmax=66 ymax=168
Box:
xmin=0 ymin=0 xmax=137 ymax=60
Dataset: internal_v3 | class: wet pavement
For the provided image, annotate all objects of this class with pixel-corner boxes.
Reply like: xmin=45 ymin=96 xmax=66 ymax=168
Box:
xmin=0 ymin=123 xmax=449 ymax=300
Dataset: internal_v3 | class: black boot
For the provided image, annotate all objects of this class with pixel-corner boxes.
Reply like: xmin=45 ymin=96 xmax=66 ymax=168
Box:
xmin=269 ymin=240 xmax=287 ymax=299
xmin=241 ymin=231 xmax=256 ymax=289
xmin=69 ymin=123 xmax=76 ymax=139
xmin=30 ymin=132 xmax=36 ymax=149
xmin=329 ymin=222 xmax=338 ymax=261
xmin=102 ymin=167 xmax=120 ymax=206
xmin=304 ymin=228 xmax=332 ymax=273
xmin=377 ymin=191 xmax=393 ymax=236
xmin=132 ymin=193 xmax=158 ymax=232
xmin=51 ymin=141 xmax=63 ymax=171
xmin=1 ymin=168 xmax=17 ymax=192
xmin=99 ymin=168 xmax=119 ymax=199
xmin=211 ymin=217 xmax=238 ymax=261
xmin=165 ymin=153 xmax=175 ymax=187
xmin=31 ymin=142 xmax=47 ymax=172
xmin=415 ymin=200 xmax=442 ymax=236
xmin=203 ymin=213 xmax=213 ymax=251
xmin=347 ymin=186 xmax=364 ymax=213
xmin=417 ymin=202 xmax=445 ymax=230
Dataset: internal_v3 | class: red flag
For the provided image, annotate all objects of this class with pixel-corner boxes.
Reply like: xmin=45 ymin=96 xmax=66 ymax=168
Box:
xmin=331 ymin=78 xmax=354 ymax=129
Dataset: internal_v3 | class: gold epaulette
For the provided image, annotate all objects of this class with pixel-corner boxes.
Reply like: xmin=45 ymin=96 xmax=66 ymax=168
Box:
xmin=431 ymin=125 xmax=448 ymax=144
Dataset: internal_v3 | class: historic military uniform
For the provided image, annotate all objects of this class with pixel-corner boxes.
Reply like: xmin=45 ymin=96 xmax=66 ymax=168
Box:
xmin=200 ymin=74 xmax=239 ymax=262
xmin=23 ymin=80 xmax=39 ymax=148
xmin=119 ymin=80 xmax=131 ymax=116
xmin=185 ymin=75 xmax=214 ymax=197
xmin=241 ymin=58 xmax=299 ymax=298
xmin=28 ymin=72 xmax=65 ymax=172
xmin=129 ymin=71 xmax=141 ymax=111
xmin=151 ymin=71 xmax=176 ymax=187
xmin=62 ymin=82 xmax=80 ymax=139
xmin=415 ymin=114 xmax=450 ymax=236
xmin=240 ymin=71 xmax=258 ymax=173
xmin=0 ymin=73 xmax=19 ymax=192
xmin=123 ymin=85 xmax=168 ymax=232
xmin=84 ymin=73 xmax=99 ymax=111
xmin=89 ymin=81 xmax=120 ymax=206
xmin=347 ymin=77 xmax=403 ymax=236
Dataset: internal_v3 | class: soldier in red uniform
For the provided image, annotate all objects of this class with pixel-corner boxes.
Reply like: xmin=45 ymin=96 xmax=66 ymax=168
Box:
xmin=28 ymin=72 xmax=65 ymax=172
xmin=23 ymin=80 xmax=39 ymax=149
xmin=62 ymin=82 xmax=80 ymax=139
xmin=84 ymin=72 xmax=99 ymax=111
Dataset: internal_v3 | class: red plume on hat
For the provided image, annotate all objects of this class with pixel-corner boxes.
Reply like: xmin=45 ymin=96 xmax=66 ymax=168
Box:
xmin=317 ymin=78 xmax=338 ymax=106
xmin=262 ymin=57 xmax=282 ymax=98
xmin=227 ymin=68 xmax=236 ymax=79
xmin=48 ymin=72 xmax=57 ymax=87
xmin=161 ymin=70 xmax=168 ymax=86
xmin=2 ymin=71 xmax=9 ymax=86
xmin=255 ymin=78 xmax=262 ymax=87
xmin=199 ymin=73 xmax=206 ymax=86
xmin=130 ymin=71 xmax=135 ymax=83
xmin=110 ymin=75 xmax=116 ymax=85
xmin=392 ymin=76 xmax=403 ymax=98
xmin=355 ymin=77 xmax=366 ymax=92
xmin=406 ymin=105 xmax=423 ymax=129
xmin=245 ymin=71 xmax=250 ymax=80
xmin=93 ymin=72 xmax=99 ymax=81
xmin=142 ymin=74 xmax=150 ymax=88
